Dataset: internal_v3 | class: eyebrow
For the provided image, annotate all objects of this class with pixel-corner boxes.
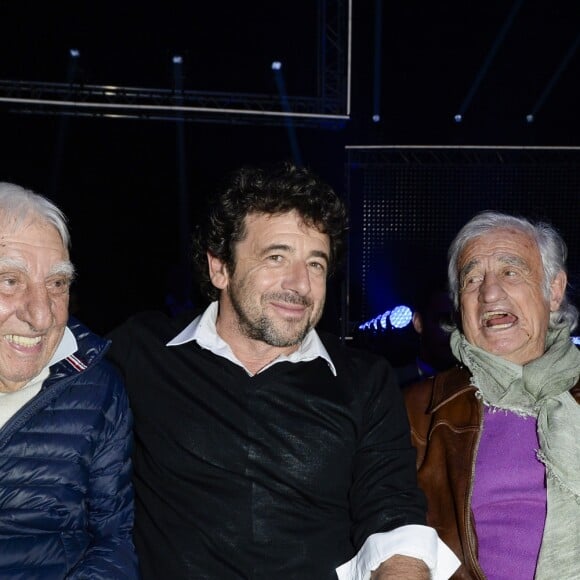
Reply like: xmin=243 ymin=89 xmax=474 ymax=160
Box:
xmin=261 ymin=244 xmax=329 ymax=263
xmin=48 ymin=261 xmax=76 ymax=278
xmin=0 ymin=257 xmax=29 ymax=272
xmin=0 ymin=257 xmax=75 ymax=278
xmin=499 ymin=255 xmax=529 ymax=269
xmin=459 ymin=254 xmax=529 ymax=282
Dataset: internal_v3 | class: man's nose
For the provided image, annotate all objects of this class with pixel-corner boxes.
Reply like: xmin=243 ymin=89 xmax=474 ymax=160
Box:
xmin=479 ymin=272 xmax=506 ymax=303
xmin=18 ymin=285 xmax=54 ymax=331
xmin=282 ymin=262 xmax=311 ymax=295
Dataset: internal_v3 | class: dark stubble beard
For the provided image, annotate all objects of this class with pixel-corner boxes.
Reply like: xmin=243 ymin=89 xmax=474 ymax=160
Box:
xmin=227 ymin=284 xmax=319 ymax=348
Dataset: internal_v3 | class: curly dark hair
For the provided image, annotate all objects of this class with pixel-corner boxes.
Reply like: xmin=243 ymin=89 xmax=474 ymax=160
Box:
xmin=192 ymin=162 xmax=347 ymax=302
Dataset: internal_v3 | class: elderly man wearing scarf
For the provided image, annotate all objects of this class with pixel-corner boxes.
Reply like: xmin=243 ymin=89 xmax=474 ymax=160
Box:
xmin=404 ymin=210 xmax=580 ymax=580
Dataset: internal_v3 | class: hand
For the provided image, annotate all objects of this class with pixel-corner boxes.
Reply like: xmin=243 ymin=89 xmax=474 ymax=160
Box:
xmin=371 ymin=554 xmax=430 ymax=579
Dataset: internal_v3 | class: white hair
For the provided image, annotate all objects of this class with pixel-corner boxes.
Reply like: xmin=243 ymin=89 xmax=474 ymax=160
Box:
xmin=0 ymin=182 xmax=71 ymax=248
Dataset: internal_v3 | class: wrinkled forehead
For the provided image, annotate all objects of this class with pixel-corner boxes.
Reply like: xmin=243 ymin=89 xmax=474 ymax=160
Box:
xmin=459 ymin=227 xmax=540 ymax=268
xmin=0 ymin=212 xmax=67 ymax=254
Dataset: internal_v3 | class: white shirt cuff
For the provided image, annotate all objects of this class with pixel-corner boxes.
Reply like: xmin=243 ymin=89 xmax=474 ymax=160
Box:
xmin=336 ymin=524 xmax=460 ymax=580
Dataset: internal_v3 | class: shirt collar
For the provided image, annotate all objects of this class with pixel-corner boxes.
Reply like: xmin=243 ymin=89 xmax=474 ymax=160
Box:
xmin=49 ymin=326 xmax=78 ymax=366
xmin=0 ymin=327 xmax=78 ymax=395
xmin=167 ymin=301 xmax=337 ymax=376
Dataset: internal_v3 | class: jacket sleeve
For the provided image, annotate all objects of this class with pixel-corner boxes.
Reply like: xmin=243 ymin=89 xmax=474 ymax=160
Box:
xmin=348 ymin=355 xmax=428 ymax=550
xmin=67 ymin=367 xmax=139 ymax=579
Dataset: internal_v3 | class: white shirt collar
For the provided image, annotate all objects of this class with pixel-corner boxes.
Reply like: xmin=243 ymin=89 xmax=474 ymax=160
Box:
xmin=49 ymin=326 xmax=78 ymax=366
xmin=11 ymin=327 xmax=79 ymax=393
xmin=167 ymin=301 xmax=337 ymax=376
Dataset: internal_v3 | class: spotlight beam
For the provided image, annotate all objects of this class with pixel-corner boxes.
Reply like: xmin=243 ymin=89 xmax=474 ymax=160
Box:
xmin=172 ymin=55 xmax=190 ymax=269
xmin=455 ymin=0 xmax=524 ymax=121
xmin=526 ymin=31 xmax=580 ymax=122
xmin=272 ymin=63 xmax=303 ymax=166
xmin=372 ymin=0 xmax=382 ymax=123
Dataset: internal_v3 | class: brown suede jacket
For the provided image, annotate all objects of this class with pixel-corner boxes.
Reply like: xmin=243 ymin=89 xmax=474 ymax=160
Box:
xmin=404 ymin=365 xmax=580 ymax=579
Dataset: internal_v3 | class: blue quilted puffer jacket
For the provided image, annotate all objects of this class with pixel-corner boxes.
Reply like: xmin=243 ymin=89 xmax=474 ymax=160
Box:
xmin=0 ymin=318 xmax=138 ymax=579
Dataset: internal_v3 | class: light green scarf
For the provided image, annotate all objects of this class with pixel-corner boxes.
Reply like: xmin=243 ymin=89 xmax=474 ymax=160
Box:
xmin=451 ymin=324 xmax=580 ymax=580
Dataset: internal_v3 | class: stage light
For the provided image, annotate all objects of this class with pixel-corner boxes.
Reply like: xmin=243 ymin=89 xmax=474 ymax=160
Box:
xmin=70 ymin=49 xmax=80 ymax=58
xmin=389 ymin=305 xmax=412 ymax=329
xmin=372 ymin=114 xmax=381 ymax=123
xmin=173 ymin=55 xmax=183 ymax=64
xmin=526 ymin=114 xmax=534 ymax=123
xmin=454 ymin=114 xmax=462 ymax=123
xmin=271 ymin=61 xmax=282 ymax=71
xmin=358 ymin=305 xmax=413 ymax=332
xmin=380 ymin=310 xmax=391 ymax=330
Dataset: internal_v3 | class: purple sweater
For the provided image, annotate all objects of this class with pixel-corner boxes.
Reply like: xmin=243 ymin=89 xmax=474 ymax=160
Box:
xmin=471 ymin=407 xmax=547 ymax=579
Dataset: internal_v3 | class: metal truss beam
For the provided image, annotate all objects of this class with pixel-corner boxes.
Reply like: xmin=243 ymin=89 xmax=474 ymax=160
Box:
xmin=0 ymin=0 xmax=350 ymax=128
xmin=345 ymin=144 xmax=580 ymax=165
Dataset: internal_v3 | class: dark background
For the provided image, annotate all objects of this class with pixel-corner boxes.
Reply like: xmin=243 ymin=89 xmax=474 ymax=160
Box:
xmin=0 ymin=0 xmax=578 ymax=336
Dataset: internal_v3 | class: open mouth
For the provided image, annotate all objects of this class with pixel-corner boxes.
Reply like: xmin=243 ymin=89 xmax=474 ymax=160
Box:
xmin=482 ymin=311 xmax=518 ymax=329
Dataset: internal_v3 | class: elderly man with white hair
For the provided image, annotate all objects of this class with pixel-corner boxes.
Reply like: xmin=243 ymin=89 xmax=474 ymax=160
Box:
xmin=405 ymin=210 xmax=580 ymax=580
xmin=0 ymin=182 xmax=138 ymax=578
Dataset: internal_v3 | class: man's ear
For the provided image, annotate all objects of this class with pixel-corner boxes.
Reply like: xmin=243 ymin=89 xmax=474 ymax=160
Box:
xmin=208 ymin=252 xmax=229 ymax=290
xmin=549 ymin=270 xmax=567 ymax=312
xmin=412 ymin=311 xmax=423 ymax=335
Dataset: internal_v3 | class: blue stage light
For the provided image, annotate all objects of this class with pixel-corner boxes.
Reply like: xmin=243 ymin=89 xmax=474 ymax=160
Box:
xmin=173 ymin=55 xmax=183 ymax=64
xmin=358 ymin=305 xmax=412 ymax=332
xmin=70 ymin=49 xmax=80 ymax=58
xmin=271 ymin=61 xmax=282 ymax=71
xmin=389 ymin=305 xmax=412 ymax=329
xmin=454 ymin=114 xmax=462 ymax=123
xmin=380 ymin=310 xmax=391 ymax=329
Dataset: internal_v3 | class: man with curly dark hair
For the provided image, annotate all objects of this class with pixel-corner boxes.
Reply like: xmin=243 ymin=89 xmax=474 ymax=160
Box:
xmin=108 ymin=162 xmax=458 ymax=580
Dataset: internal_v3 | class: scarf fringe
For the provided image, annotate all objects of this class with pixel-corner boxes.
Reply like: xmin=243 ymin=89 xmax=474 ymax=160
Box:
xmin=473 ymin=385 xmax=533 ymax=418
xmin=537 ymin=450 xmax=580 ymax=505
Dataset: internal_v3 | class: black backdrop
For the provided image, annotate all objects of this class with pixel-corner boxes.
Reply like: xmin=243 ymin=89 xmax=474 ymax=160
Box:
xmin=346 ymin=146 xmax=580 ymax=336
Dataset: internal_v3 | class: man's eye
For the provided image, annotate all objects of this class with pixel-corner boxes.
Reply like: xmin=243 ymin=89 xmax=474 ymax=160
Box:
xmin=461 ymin=275 xmax=481 ymax=289
xmin=267 ymin=255 xmax=283 ymax=262
xmin=309 ymin=262 xmax=326 ymax=272
xmin=48 ymin=278 xmax=71 ymax=294
xmin=0 ymin=276 xmax=19 ymax=287
xmin=0 ymin=276 xmax=21 ymax=294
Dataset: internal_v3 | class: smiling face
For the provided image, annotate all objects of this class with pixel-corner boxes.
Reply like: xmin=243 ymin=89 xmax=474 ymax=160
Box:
xmin=0 ymin=218 xmax=73 ymax=392
xmin=458 ymin=227 xmax=566 ymax=365
xmin=209 ymin=210 xmax=330 ymax=356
